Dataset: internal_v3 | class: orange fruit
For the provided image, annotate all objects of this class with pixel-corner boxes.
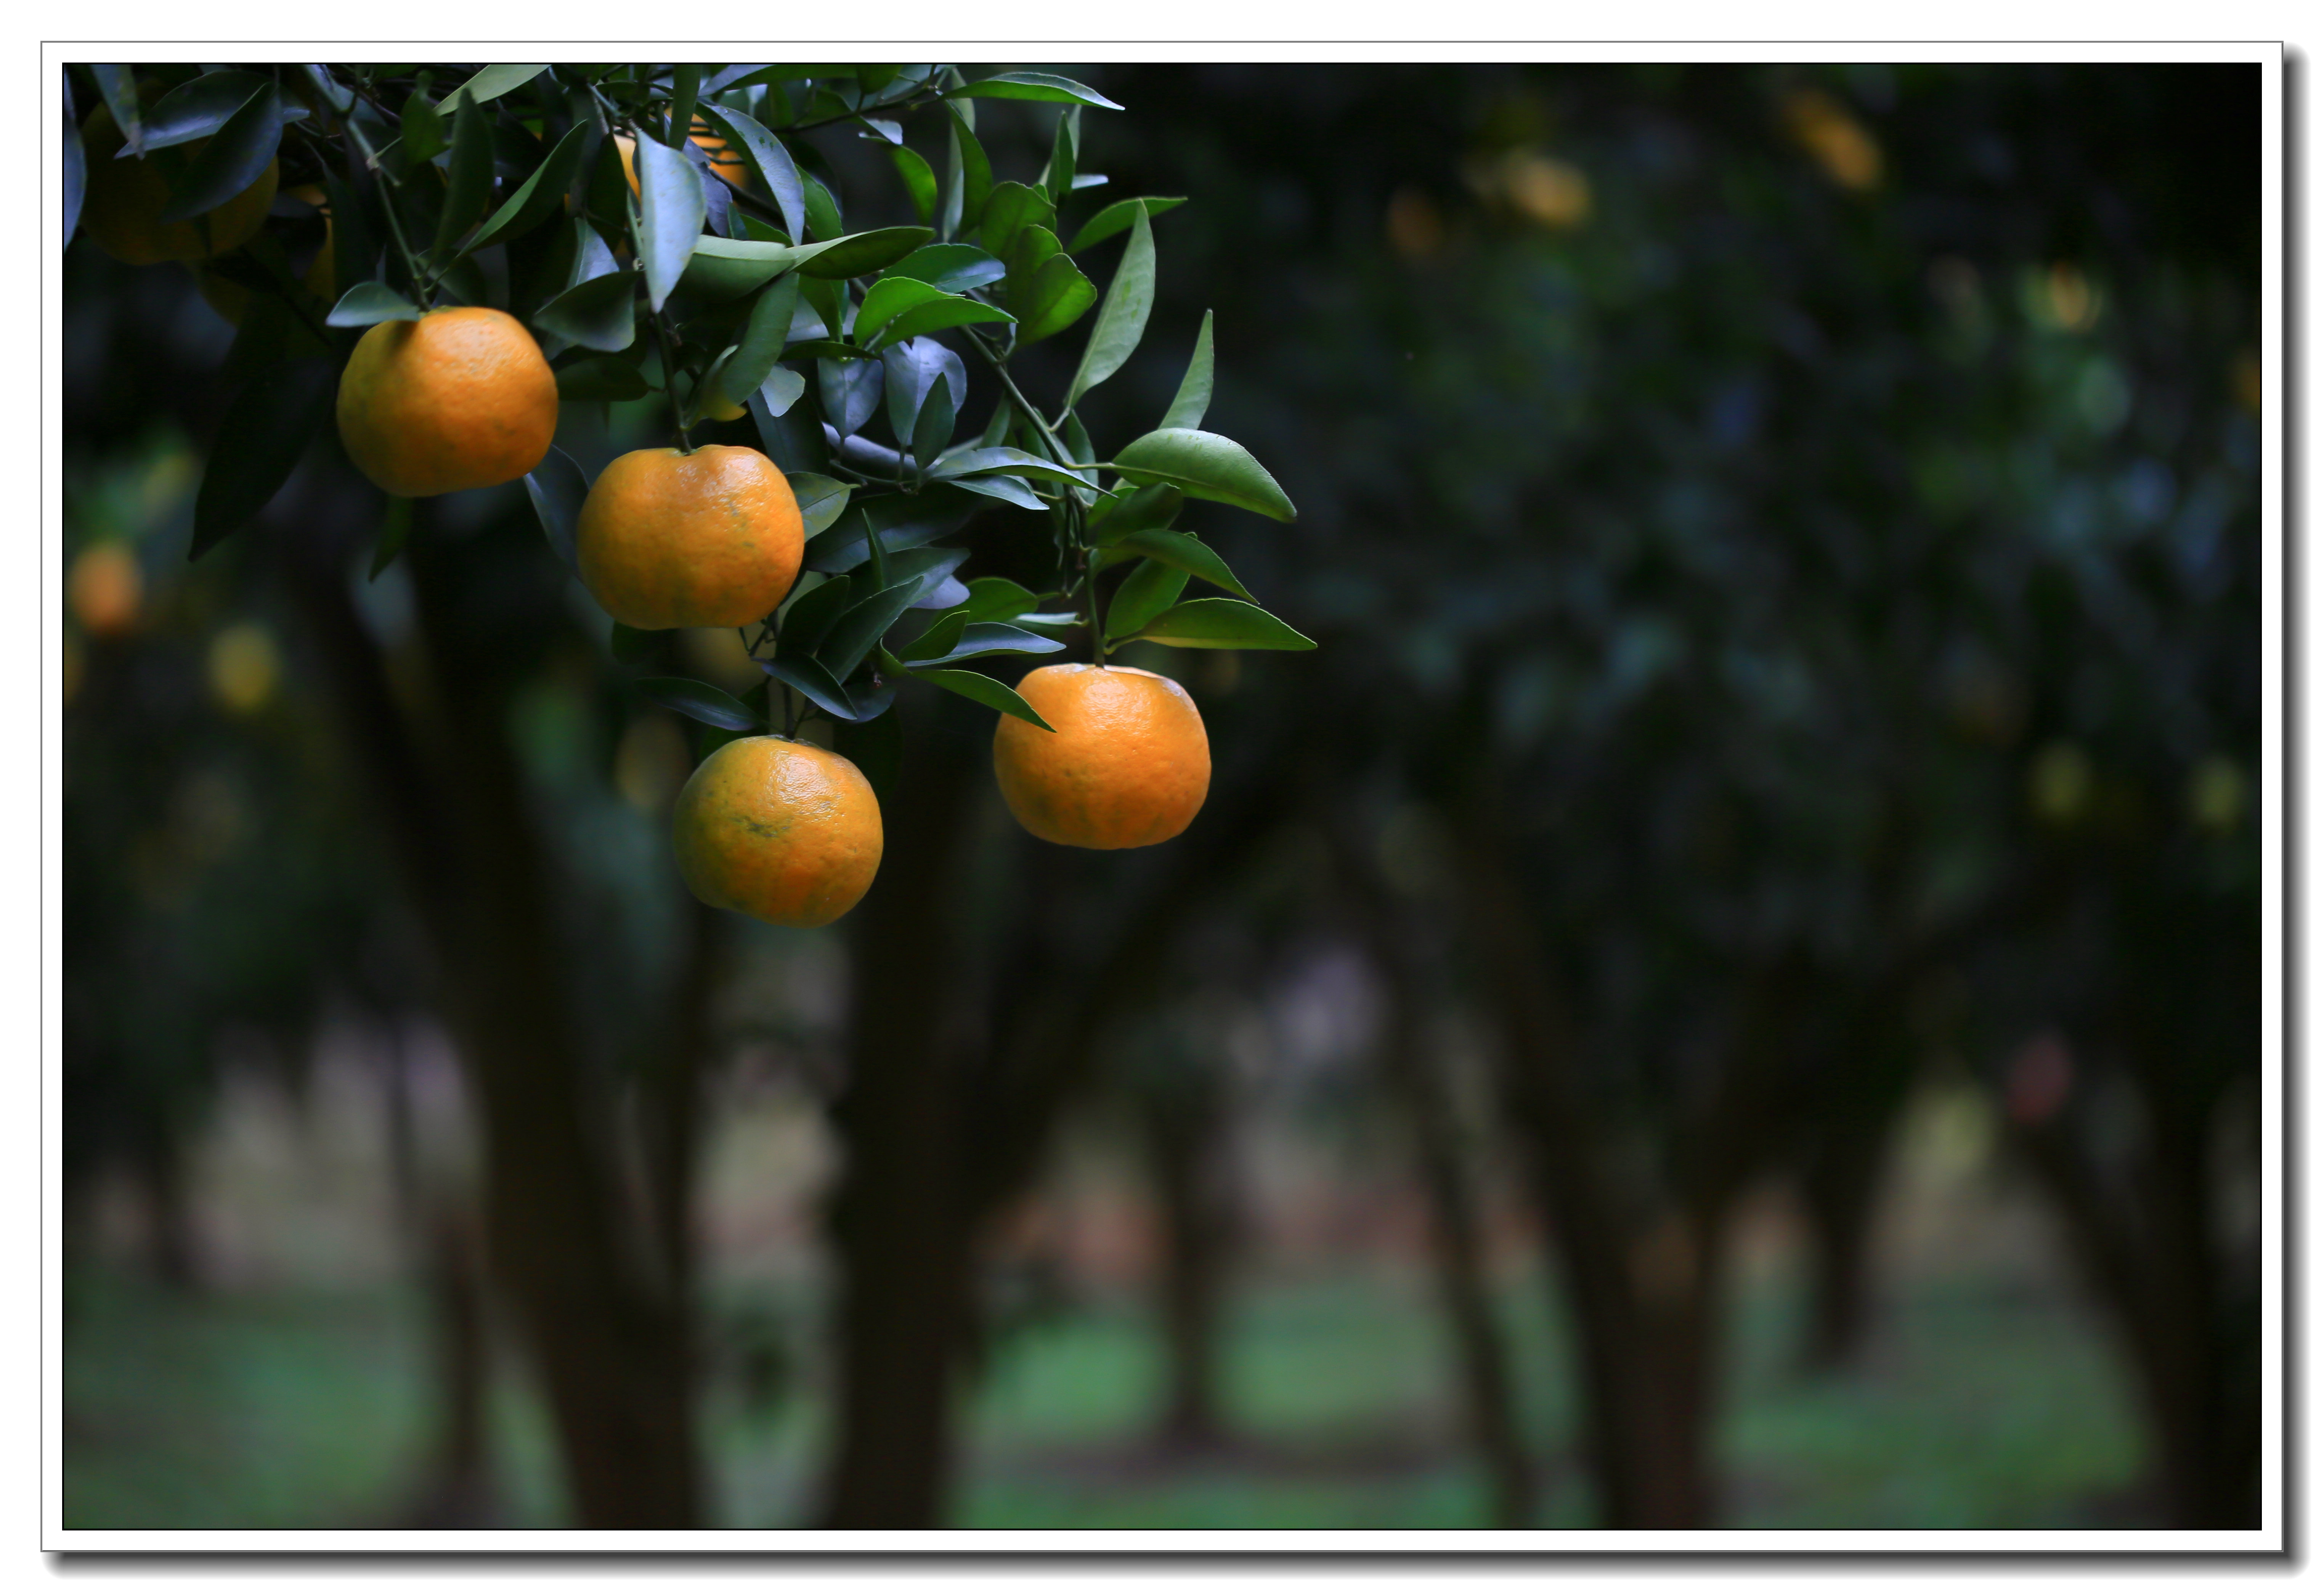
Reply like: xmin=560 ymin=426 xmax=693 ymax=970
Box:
xmin=993 ymin=664 xmax=1211 ymax=849
xmin=67 ymin=543 xmax=143 ymax=637
xmin=79 ymin=97 xmax=279 ymax=265
xmin=612 ymin=122 xmax=751 ymax=196
xmin=335 ymin=307 xmax=560 ymax=498
xmin=575 ymin=445 xmax=803 ymax=630
xmin=671 ymin=735 xmax=883 ymax=926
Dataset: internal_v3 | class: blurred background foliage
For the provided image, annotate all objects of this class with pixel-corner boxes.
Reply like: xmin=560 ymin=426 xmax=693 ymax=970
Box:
xmin=60 ymin=61 xmax=2262 ymax=1530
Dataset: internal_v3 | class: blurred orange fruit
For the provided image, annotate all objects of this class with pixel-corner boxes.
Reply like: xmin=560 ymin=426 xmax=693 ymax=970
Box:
xmin=672 ymin=735 xmax=883 ymax=925
xmin=79 ymin=96 xmax=279 ymax=265
xmin=993 ymin=664 xmax=1211 ymax=848
xmin=576 ymin=445 xmax=803 ymax=630
xmin=68 ymin=543 xmax=144 ymax=637
xmin=335 ymin=307 xmax=560 ymax=497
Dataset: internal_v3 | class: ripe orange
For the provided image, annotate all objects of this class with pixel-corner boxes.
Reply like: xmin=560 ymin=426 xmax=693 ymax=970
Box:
xmin=79 ymin=98 xmax=279 ymax=265
xmin=612 ymin=121 xmax=752 ymax=196
xmin=671 ymin=735 xmax=883 ymax=926
xmin=575 ymin=445 xmax=803 ymax=630
xmin=67 ymin=543 xmax=144 ymax=637
xmin=335 ymin=308 xmax=560 ymax=498
xmin=993 ymin=665 xmax=1211 ymax=849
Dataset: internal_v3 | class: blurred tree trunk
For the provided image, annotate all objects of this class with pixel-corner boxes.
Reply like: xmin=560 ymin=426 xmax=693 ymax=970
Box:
xmin=1136 ymin=1062 xmax=1233 ymax=1451
xmin=816 ymin=712 xmax=983 ymax=1529
xmin=1333 ymin=828 xmax=1533 ymax=1527
xmin=276 ymin=491 xmax=702 ymax=1529
xmin=1792 ymin=1020 xmax=1918 ymax=1373
xmin=127 ymin=1109 xmax=202 ymax=1293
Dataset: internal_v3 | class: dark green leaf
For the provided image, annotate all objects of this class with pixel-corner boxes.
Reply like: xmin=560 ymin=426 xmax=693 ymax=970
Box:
xmin=1110 ymin=428 xmax=1296 ymax=521
xmin=891 ymin=144 xmax=937 ymax=224
xmin=820 ymin=352 xmax=883 ymax=437
xmin=761 ymin=654 xmax=859 ymax=720
xmin=776 ymin=573 xmax=854 ymax=656
xmin=905 ymin=621 xmax=1065 ymax=668
xmin=62 ymin=90 xmax=85 ymax=244
xmin=555 ymin=354 xmax=651 ymax=400
xmin=1066 ymin=196 xmax=1186 ymax=252
xmin=190 ymin=358 xmax=334 ymax=559
xmin=884 ymin=242 xmax=1005 ymax=294
xmin=535 ymin=269 xmax=638 ymax=352
xmin=368 ymin=493 xmax=412 ymax=580
xmin=953 ymin=576 xmax=1042 ymax=622
xmin=898 ymin=609 xmax=969 ymax=663
xmin=677 ymin=234 xmax=847 ymax=299
xmin=932 ymin=446 xmax=1091 ymax=487
xmin=140 ymin=71 xmax=278 ymax=151
xmin=1127 ymin=597 xmax=1316 ymax=651
xmin=634 ymin=134 xmax=705 ymax=312
xmin=881 ymin=339 xmax=965 ymax=454
xmin=804 ymin=490 xmax=974 ymax=572
xmin=1067 ymin=202 xmax=1154 ymax=405
xmin=525 ymin=445 xmax=590 ymax=577
xmin=158 ymin=82 xmax=280 ymax=223
xmin=469 ymin=120 xmax=588 ymax=251
xmin=798 ymin=225 xmax=934 ymax=279
xmin=1104 ymin=559 xmax=1190 ymax=639
xmin=750 ymin=382 xmax=826 ymax=472
xmin=853 ymin=276 xmax=953 ymax=347
xmin=441 ymin=63 xmax=549 ymax=111
xmin=1109 ymin=528 xmax=1251 ymax=599
xmin=1089 ymin=482 xmax=1184 ymax=541
xmin=758 ymin=365 xmax=808 ymax=416
xmin=802 ymin=172 xmax=843 ymax=240
xmin=885 ymin=546 xmax=972 ymax=607
xmin=1159 ymin=309 xmax=1215 ymax=431
xmin=818 ymin=579 xmax=928 ymax=680
xmin=784 ymin=339 xmax=878 ymax=363
xmin=947 ymin=72 xmax=1123 ymax=111
xmin=979 ymin=180 xmax=1053 ymax=261
xmin=697 ymin=105 xmax=806 ymax=243
xmin=401 ymin=88 xmax=445 ymax=162
xmin=786 ymin=472 xmax=853 ymax=536
xmin=942 ymin=102 xmax=991 ymax=242
xmin=430 ymin=88 xmax=494 ymax=252
xmin=639 ymin=676 xmax=765 ymax=731
xmin=912 ymin=666 xmax=1055 ymax=730
xmin=323 ymin=282 xmax=424 ymax=331
xmin=1042 ymin=106 xmax=1079 ymax=203
xmin=879 ymin=295 xmax=1016 ymax=347
xmin=947 ymin=473 xmax=1044 ymax=511
xmin=664 ymin=64 xmax=703 ymax=148
xmin=1005 ymin=225 xmax=1096 ymax=344
xmin=91 ymin=65 xmax=143 ymax=152
xmin=709 ymin=273 xmax=802 ymax=408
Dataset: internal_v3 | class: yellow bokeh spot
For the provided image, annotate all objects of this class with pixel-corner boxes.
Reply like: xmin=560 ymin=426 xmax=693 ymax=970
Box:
xmin=1385 ymin=186 xmax=1446 ymax=260
xmin=1783 ymin=88 xmax=1883 ymax=191
xmin=2029 ymin=741 xmax=2093 ymax=825
xmin=2232 ymin=350 xmax=2262 ymax=414
xmin=208 ymin=623 xmax=281 ymax=715
xmin=2189 ymin=755 xmax=2247 ymax=835
xmin=680 ymin=624 xmax=766 ymax=695
xmin=2038 ymin=262 xmax=2101 ymax=332
xmin=1501 ymin=152 xmax=1592 ymax=229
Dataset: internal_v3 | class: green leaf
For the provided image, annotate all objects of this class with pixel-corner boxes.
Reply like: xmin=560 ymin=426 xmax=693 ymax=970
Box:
xmin=441 ymin=63 xmax=549 ymax=111
xmin=761 ymin=654 xmax=859 ymax=721
xmin=709 ymin=273 xmax=802 ymax=408
xmin=802 ymin=172 xmax=843 ymax=240
xmin=469 ymin=120 xmax=589 ymax=251
xmin=633 ymin=134 xmax=705 ymax=312
xmin=91 ymin=65 xmax=143 ymax=153
xmin=942 ymin=102 xmax=992 ymax=242
xmin=190 ymin=358 xmax=334 ymax=559
xmin=947 ymin=72 xmax=1123 ymax=112
xmin=951 ymin=576 xmax=1043 ymax=623
xmin=804 ymin=490 xmax=974 ymax=573
xmin=368 ymin=493 xmax=412 ymax=581
xmin=757 ymin=365 xmax=808 ymax=416
xmin=1067 ymin=196 xmax=1186 ymax=253
xmin=798 ymin=225 xmax=934 ymax=279
xmin=1159 ymin=310 xmax=1215 ymax=431
xmin=1127 ymin=597 xmax=1316 ymax=651
xmin=777 ymin=572 xmax=854 ymax=656
xmin=818 ymin=580 xmax=928 ymax=681
xmin=1109 ymin=529 xmax=1251 ymax=600
xmin=1110 ymin=428 xmax=1296 ymax=521
xmin=639 ymin=676 xmax=764 ymax=731
xmin=1004 ymin=225 xmax=1096 ymax=345
xmin=853 ymin=276 xmax=953 ymax=347
xmin=879 ymin=295 xmax=1017 ymax=347
xmin=932 ymin=447 xmax=1091 ymax=487
xmin=883 ymin=242 xmax=1006 ymax=294
xmin=1104 ymin=559 xmax=1189 ymax=639
xmin=1042 ymin=106 xmax=1079 ymax=203
xmin=947 ymin=473 xmax=1044 ymax=511
xmin=524 ymin=445 xmax=590 ymax=577
xmin=891 ymin=144 xmax=938 ymax=225
xmin=905 ymin=621 xmax=1065 ymax=668
xmin=534 ymin=269 xmax=638 ymax=352
xmin=430 ymin=88 xmax=494 ymax=253
xmin=980 ymin=180 xmax=1056 ymax=262
xmin=1067 ymin=203 xmax=1155 ymax=406
xmin=141 ymin=71 xmax=286 ymax=151
xmin=697 ymin=105 xmax=806 ymax=242
xmin=158 ymin=82 xmax=281 ymax=223
xmin=786 ymin=472 xmax=854 ymax=536
xmin=677 ymin=234 xmax=847 ymax=299
xmin=897 ymin=609 xmax=968 ymax=663
xmin=1088 ymin=483 xmax=1183 ymax=541
xmin=401 ymin=88 xmax=446 ymax=162
xmin=913 ymin=667 xmax=1055 ymax=730
xmin=555 ymin=355 xmax=650 ymax=401
xmin=664 ymin=64 xmax=703 ymax=149
xmin=62 ymin=92 xmax=84 ymax=245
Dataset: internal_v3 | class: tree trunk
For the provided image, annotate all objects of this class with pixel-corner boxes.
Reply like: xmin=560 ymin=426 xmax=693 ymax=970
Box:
xmin=1140 ymin=1072 xmax=1232 ymax=1451
xmin=815 ymin=715 xmax=984 ymax=1529
xmin=276 ymin=496 xmax=701 ymax=1528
